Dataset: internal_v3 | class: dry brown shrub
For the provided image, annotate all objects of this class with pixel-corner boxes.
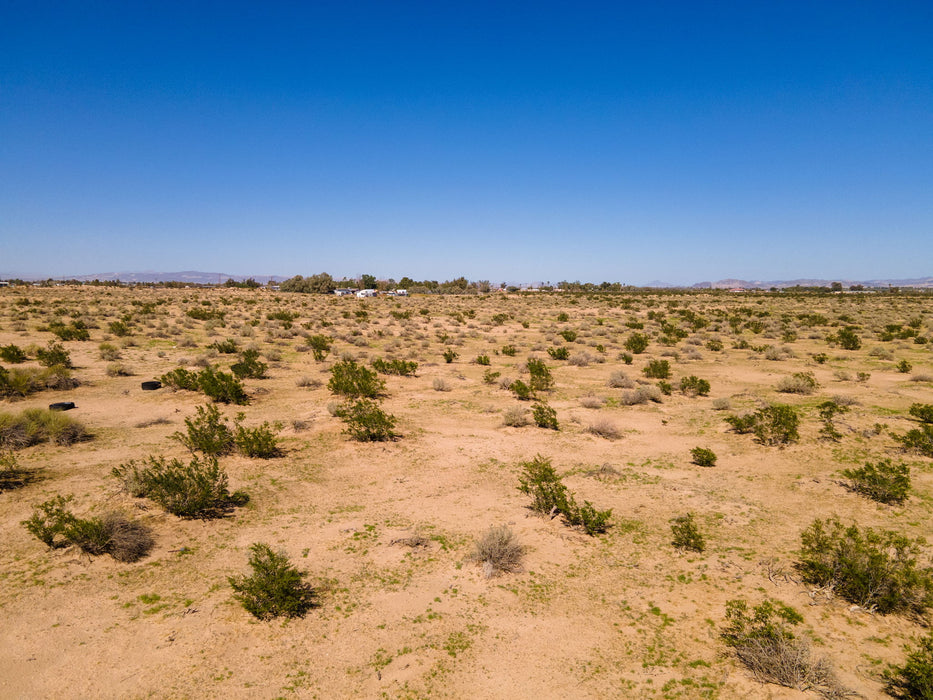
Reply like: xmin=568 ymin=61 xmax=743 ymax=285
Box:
xmin=469 ymin=525 xmax=524 ymax=578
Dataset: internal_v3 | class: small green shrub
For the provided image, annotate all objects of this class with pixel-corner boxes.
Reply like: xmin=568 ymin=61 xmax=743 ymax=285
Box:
xmin=172 ymin=404 xmax=234 ymax=456
xmin=371 ymin=357 xmax=418 ymax=376
xmin=557 ymin=312 xmax=569 ymax=322
xmin=531 ymin=402 xmax=558 ymax=430
xmin=334 ymin=399 xmax=398 ymax=441
xmin=833 ymin=326 xmax=862 ymax=350
xmin=705 ymin=339 xmax=724 ymax=352
xmin=526 ymin=358 xmax=553 ymax=392
xmin=306 ymin=334 xmax=332 ymax=362
xmin=909 ymin=403 xmax=933 ymax=424
xmin=229 ymin=543 xmax=316 ymax=620
xmin=679 ymin=375 xmax=710 ymax=396
xmin=559 ymin=329 xmax=577 ymax=343
xmin=566 ymin=500 xmax=612 ymax=535
xmin=619 ymin=352 xmax=633 ymax=365
xmin=48 ymin=320 xmax=90 ymax=341
xmin=643 ymin=359 xmax=671 ymax=379
xmin=328 ymin=359 xmax=385 ymax=399
xmin=510 ymin=379 xmax=534 ymax=400
xmin=671 ymin=513 xmax=705 ymax=552
xmin=22 ymin=495 xmax=76 ymax=548
xmin=690 ymin=447 xmax=717 ymax=467
xmin=36 ymin=341 xmax=72 ymax=368
xmin=517 ymin=455 xmax=571 ymax=515
xmin=474 ymin=353 xmax=491 ymax=366
xmin=198 ymin=366 xmax=250 ymax=404
xmin=547 ymin=346 xmax=570 ymax=360
xmin=234 ymin=420 xmax=281 ymax=458
xmin=896 ymin=359 xmax=913 ymax=374
xmin=896 ymin=424 xmax=933 ymax=457
xmin=482 ymin=369 xmax=501 ymax=384
xmin=797 ymin=516 xmax=933 ymax=616
xmin=108 ymin=320 xmax=131 ymax=337
xmin=842 ymin=459 xmax=910 ymax=505
xmin=753 ymin=404 xmax=799 ymax=446
xmin=113 ymin=455 xmax=247 ymax=518
xmin=500 ymin=344 xmax=516 ymax=356
xmin=657 ymin=380 xmax=672 ymax=395
xmin=443 ymin=348 xmax=458 ymax=363
xmin=0 ymin=344 xmax=27 ymax=363
xmin=812 ymin=352 xmax=828 ymax=364
xmin=817 ymin=400 xmax=849 ymax=441
xmin=160 ymin=367 xmax=201 ymax=391
xmin=624 ymin=333 xmax=649 ymax=354
xmin=231 ymin=349 xmax=267 ymax=379
xmin=884 ymin=629 xmax=933 ymax=699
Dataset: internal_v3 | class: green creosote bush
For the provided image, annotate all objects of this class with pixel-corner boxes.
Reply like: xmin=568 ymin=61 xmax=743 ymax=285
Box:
xmin=797 ymin=516 xmax=933 ymax=616
xmin=679 ymin=375 xmax=710 ymax=396
xmin=36 ymin=341 xmax=72 ymax=368
xmin=556 ymin=312 xmax=569 ymax=322
xmin=307 ymin=334 xmax=332 ymax=362
xmin=690 ymin=447 xmax=717 ymax=467
xmin=234 ymin=419 xmax=282 ymax=458
xmin=705 ymin=339 xmax=724 ymax=352
xmin=231 ymin=349 xmax=267 ymax=379
xmin=753 ymin=404 xmax=800 ymax=446
xmin=517 ymin=455 xmax=610 ymax=535
xmin=896 ymin=424 xmax=933 ymax=457
xmin=910 ymin=404 xmax=933 ymax=424
xmin=657 ymin=380 xmax=672 ymax=395
xmin=832 ymin=326 xmax=862 ymax=350
xmin=510 ymin=379 xmax=534 ymax=401
xmin=333 ymin=399 xmax=398 ymax=441
xmin=721 ymin=599 xmax=843 ymax=694
xmin=198 ymin=366 xmax=250 ymax=404
xmin=229 ymin=543 xmax=317 ymax=620
xmin=0 ymin=408 xmax=89 ymax=449
xmin=531 ymin=401 xmax=558 ymax=430
xmin=442 ymin=348 xmax=458 ymax=363
xmin=21 ymin=495 xmax=75 ymax=548
xmin=173 ymin=403 xmax=234 ymax=455
xmin=469 ymin=525 xmax=525 ymax=578
xmin=643 ymin=359 xmax=671 ymax=379
xmin=624 ymin=333 xmax=649 ymax=354
xmin=896 ymin=359 xmax=913 ymax=374
xmin=474 ymin=353 xmax=491 ymax=366
xmin=48 ymin=319 xmax=90 ymax=341
xmin=500 ymin=344 xmax=517 ymax=356
xmin=841 ymin=459 xmax=910 ymax=505
xmin=371 ymin=357 xmax=418 ymax=376
xmin=482 ymin=369 xmax=501 ymax=385
xmin=559 ymin=329 xmax=577 ymax=343
xmin=547 ymin=346 xmax=570 ymax=360
xmin=526 ymin=358 xmax=553 ymax=392
xmin=817 ymin=400 xmax=849 ymax=441
xmin=0 ymin=344 xmax=27 ymax=363
xmin=112 ymin=455 xmax=248 ymax=518
xmin=884 ymin=629 xmax=933 ymax=699
xmin=108 ymin=320 xmax=131 ymax=337
xmin=327 ymin=359 xmax=385 ymax=399
xmin=619 ymin=352 xmax=634 ymax=365
xmin=671 ymin=513 xmax=705 ymax=552
xmin=812 ymin=352 xmax=828 ymax=364
xmin=159 ymin=366 xmax=249 ymax=404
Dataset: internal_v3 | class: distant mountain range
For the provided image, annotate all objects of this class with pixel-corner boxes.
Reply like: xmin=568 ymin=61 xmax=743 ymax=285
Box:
xmin=2 ymin=271 xmax=932 ymax=289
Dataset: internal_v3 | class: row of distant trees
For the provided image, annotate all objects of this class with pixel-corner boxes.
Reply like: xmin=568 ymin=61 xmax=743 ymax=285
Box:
xmin=279 ymin=272 xmax=503 ymax=295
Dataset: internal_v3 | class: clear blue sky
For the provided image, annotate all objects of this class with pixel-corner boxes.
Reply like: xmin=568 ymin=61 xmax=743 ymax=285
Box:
xmin=2 ymin=1 xmax=932 ymax=284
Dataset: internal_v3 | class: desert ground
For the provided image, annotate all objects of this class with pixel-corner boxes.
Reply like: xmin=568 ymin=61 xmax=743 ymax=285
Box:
xmin=1 ymin=284 xmax=932 ymax=699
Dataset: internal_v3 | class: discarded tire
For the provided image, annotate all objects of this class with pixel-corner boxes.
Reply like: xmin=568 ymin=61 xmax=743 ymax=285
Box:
xmin=141 ymin=381 xmax=162 ymax=391
xmin=49 ymin=402 xmax=76 ymax=411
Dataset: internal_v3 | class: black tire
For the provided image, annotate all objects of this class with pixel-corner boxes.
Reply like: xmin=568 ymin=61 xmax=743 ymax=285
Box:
xmin=141 ymin=381 xmax=162 ymax=391
xmin=49 ymin=402 xmax=76 ymax=411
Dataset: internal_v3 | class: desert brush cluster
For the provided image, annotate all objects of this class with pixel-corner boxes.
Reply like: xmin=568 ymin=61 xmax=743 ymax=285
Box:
xmin=1 ymin=282 xmax=933 ymax=698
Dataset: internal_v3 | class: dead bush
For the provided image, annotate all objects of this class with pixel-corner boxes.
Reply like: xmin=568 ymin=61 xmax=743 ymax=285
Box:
xmin=469 ymin=525 xmax=525 ymax=578
xmin=586 ymin=418 xmax=621 ymax=440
